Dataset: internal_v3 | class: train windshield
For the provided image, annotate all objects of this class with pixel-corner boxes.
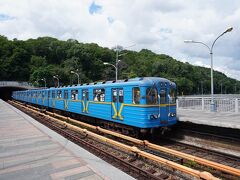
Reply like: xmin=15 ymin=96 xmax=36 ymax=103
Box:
xmin=169 ymin=86 xmax=176 ymax=104
xmin=146 ymin=87 xmax=158 ymax=104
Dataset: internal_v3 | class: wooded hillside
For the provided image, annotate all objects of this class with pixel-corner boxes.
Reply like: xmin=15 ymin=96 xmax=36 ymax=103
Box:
xmin=0 ymin=35 xmax=239 ymax=95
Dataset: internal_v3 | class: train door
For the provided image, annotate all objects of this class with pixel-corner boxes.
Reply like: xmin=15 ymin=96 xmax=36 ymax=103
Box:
xmin=111 ymin=88 xmax=124 ymax=120
xmin=82 ymin=89 xmax=89 ymax=113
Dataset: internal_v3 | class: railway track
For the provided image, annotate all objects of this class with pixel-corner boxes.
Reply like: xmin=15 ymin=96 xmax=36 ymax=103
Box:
xmin=36 ymin=114 xmax=168 ymax=180
xmin=166 ymin=123 xmax=240 ymax=158
xmin=152 ymin=139 xmax=240 ymax=179
xmin=9 ymin=100 xmax=196 ymax=180
xmin=9 ymin=100 xmax=240 ymax=180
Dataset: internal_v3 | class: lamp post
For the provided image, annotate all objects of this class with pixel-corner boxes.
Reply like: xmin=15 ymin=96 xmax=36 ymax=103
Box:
xmin=184 ymin=27 xmax=233 ymax=112
xmin=104 ymin=44 xmax=136 ymax=81
xmin=71 ymin=70 xmax=80 ymax=84
xmin=103 ymin=61 xmax=120 ymax=81
xmin=40 ymin=78 xmax=46 ymax=88
xmin=53 ymin=75 xmax=59 ymax=87
xmin=104 ymin=45 xmax=123 ymax=81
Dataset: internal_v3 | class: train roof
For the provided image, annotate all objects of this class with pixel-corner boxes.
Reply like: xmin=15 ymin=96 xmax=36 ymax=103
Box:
xmin=15 ymin=77 xmax=176 ymax=92
xmin=48 ymin=77 xmax=174 ymax=90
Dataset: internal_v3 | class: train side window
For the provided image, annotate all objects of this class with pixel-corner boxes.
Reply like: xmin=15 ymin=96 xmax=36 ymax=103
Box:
xmin=119 ymin=89 xmax=124 ymax=103
xmin=112 ymin=89 xmax=117 ymax=102
xmin=52 ymin=91 xmax=55 ymax=98
xmin=160 ymin=90 xmax=166 ymax=104
xmin=42 ymin=91 xmax=44 ymax=98
xmin=132 ymin=87 xmax=140 ymax=104
xmin=57 ymin=90 xmax=62 ymax=99
xmin=146 ymin=88 xmax=158 ymax=104
xmin=71 ymin=90 xmax=78 ymax=100
xmin=94 ymin=89 xmax=105 ymax=102
xmin=64 ymin=90 xmax=68 ymax=99
xmin=48 ymin=91 xmax=50 ymax=98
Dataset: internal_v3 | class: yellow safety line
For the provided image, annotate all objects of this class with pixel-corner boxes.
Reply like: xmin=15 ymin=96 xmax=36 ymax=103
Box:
xmin=88 ymin=101 xmax=112 ymax=105
xmin=118 ymin=104 xmax=124 ymax=120
xmin=64 ymin=100 xmax=68 ymax=109
xmin=70 ymin=100 xmax=82 ymax=102
xmin=82 ymin=101 xmax=86 ymax=112
xmin=111 ymin=103 xmax=118 ymax=119
xmin=25 ymin=97 xmax=176 ymax=108
xmin=31 ymin=97 xmax=175 ymax=120
xmin=124 ymin=104 xmax=176 ymax=107
xmin=86 ymin=101 xmax=89 ymax=113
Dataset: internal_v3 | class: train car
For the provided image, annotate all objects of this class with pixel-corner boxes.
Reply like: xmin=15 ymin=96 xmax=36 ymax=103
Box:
xmin=12 ymin=77 xmax=177 ymax=135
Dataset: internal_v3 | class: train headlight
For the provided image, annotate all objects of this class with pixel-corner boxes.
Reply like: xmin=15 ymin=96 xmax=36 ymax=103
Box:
xmin=168 ymin=113 xmax=176 ymax=117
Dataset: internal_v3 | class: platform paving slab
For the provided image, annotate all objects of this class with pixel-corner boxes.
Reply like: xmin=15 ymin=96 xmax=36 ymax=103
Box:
xmin=0 ymin=99 xmax=135 ymax=180
xmin=177 ymin=109 xmax=240 ymax=129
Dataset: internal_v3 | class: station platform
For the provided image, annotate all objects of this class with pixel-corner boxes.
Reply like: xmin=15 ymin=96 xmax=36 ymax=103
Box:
xmin=177 ymin=109 xmax=240 ymax=129
xmin=0 ymin=99 xmax=134 ymax=180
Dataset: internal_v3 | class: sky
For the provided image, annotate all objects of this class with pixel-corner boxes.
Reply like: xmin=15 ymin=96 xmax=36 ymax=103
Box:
xmin=0 ymin=0 xmax=240 ymax=80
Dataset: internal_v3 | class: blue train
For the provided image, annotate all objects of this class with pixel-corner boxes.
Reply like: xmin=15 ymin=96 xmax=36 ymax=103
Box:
xmin=12 ymin=77 xmax=177 ymax=135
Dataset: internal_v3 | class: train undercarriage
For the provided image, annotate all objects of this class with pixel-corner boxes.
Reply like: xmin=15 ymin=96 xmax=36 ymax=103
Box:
xmin=22 ymin=101 xmax=171 ymax=138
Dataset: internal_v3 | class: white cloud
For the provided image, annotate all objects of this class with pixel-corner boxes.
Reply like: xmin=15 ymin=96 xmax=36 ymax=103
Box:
xmin=0 ymin=0 xmax=240 ymax=80
xmin=193 ymin=60 xmax=209 ymax=68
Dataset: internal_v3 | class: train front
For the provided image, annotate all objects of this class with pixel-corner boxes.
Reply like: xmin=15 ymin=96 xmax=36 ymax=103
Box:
xmin=144 ymin=78 xmax=177 ymax=134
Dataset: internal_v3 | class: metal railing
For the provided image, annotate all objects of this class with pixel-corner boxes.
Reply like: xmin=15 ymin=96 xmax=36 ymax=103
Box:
xmin=177 ymin=96 xmax=240 ymax=113
xmin=0 ymin=81 xmax=35 ymax=88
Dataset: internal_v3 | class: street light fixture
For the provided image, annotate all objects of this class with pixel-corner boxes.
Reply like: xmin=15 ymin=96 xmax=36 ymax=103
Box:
xmin=53 ymin=75 xmax=59 ymax=87
xmin=103 ymin=62 xmax=118 ymax=81
xmin=104 ymin=44 xmax=136 ymax=81
xmin=184 ymin=27 xmax=233 ymax=112
xmin=71 ymin=70 xmax=80 ymax=84
xmin=40 ymin=78 xmax=46 ymax=88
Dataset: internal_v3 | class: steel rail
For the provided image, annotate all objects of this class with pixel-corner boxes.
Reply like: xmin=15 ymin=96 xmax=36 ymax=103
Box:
xmin=12 ymin=100 xmax=240 ymax=177
xmin=10 ymin=100 xmax=219 ymax=180
xmin=23 ymin=107 xmax=164 ymax=179
xmin=40 ymin=105 xmax=240 ymax=177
